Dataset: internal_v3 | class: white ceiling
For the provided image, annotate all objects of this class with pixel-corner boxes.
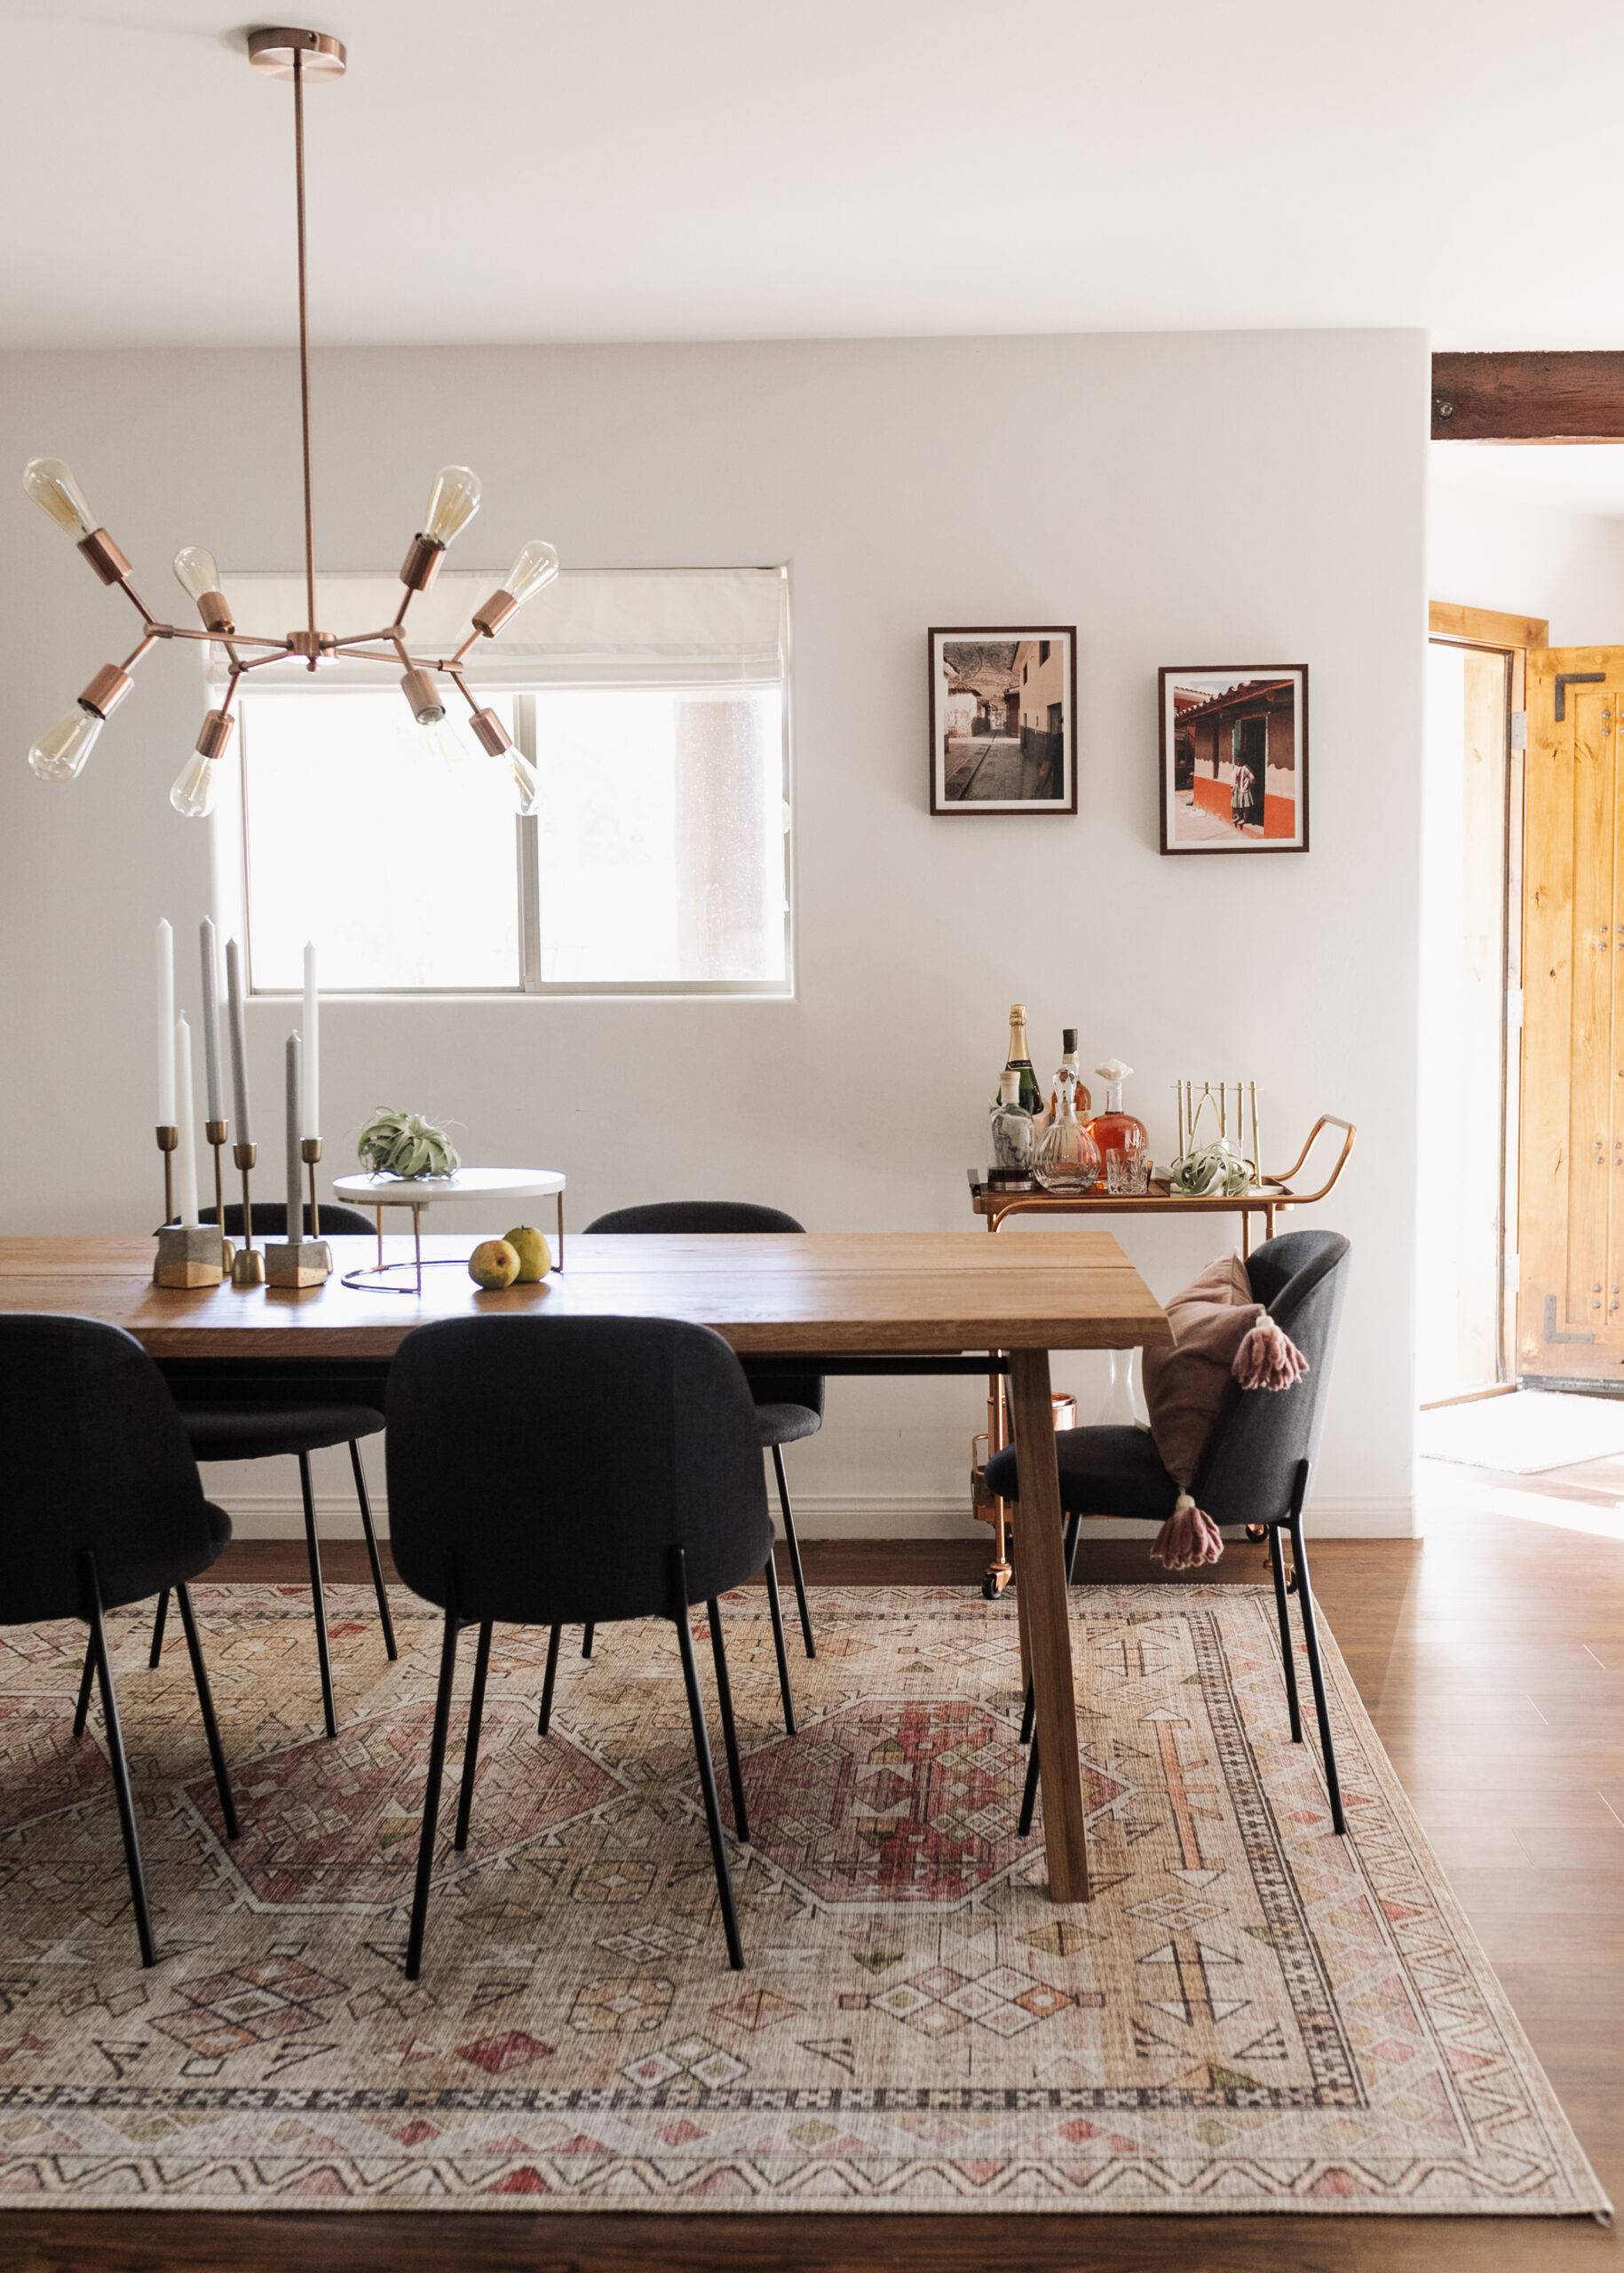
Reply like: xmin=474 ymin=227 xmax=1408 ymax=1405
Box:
xmin=5 ymin=0 xmax=1624 ymax=349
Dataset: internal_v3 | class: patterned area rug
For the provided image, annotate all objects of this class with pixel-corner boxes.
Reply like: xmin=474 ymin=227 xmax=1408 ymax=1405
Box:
xmin=0 ymin=1581 xmax=1607 ymax=2218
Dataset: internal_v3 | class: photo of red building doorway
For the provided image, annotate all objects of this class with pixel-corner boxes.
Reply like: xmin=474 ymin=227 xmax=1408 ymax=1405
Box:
xmin=1159 ymin=666 xmax=1308 ymax=853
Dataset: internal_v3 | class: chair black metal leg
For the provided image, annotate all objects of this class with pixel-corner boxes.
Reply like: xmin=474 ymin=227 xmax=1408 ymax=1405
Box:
xmin=1020 ymin=1509 xmax=1082 ymax=1746
xmin=1268 ymin=1523 xmax=1303 ymax=1744
xmin=174 ymin=1581 xmax=239 ymax=1841
xmin=1018 ymin=1722 xmax=1042 ymax=1837
xmin=148 ymin=1588 xmax=170 ymax=1667
xmin=406 ymin=1580 xmax=461 ymax=1980
xmin=74 ymin=1630 xmax=96 ymax=1738
xmin=582 ymin=1624 xmax=595 ymax=1659
xmin=538 ymin=1622 xmax=562 ymax=1735
xmin=707 ymin=1597 xmax=750 ymax=1846
xmin=454 ymin=1620 xmax=493 ymax=1851
xmin=1287 ymin=1477 xmax=1345 ymax=1836
xmin=772 ymin=1443 xmax=816 ymax=1658
xmin=672 ymin=1556 xmax=743 ymax=1970
xmin=297 ymin=1450 xmax=337 ymax=1739
xmin=763 ymin=1552 xmax=796 ymax=1735
xmin=80 ymin=1551 xmax=156 ymax=1968
xmin=349 ymin=1440 xmax=397 ymax=1660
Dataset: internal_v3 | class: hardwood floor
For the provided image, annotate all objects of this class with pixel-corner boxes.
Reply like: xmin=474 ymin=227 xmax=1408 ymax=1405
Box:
xmin=10 ymin=1487 xmax=1623 ymax=2270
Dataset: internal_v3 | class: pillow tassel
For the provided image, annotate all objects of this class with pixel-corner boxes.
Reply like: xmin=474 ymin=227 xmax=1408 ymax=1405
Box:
xmin=1151 ymin=1492 xmax=1225 ymax=1572
xmin=1232 ymin=1316 xmax=1309 ymax=1392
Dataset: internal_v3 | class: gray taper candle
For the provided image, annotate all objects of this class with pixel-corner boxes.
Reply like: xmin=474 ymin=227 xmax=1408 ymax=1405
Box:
xmin=226 ymin=938 xmax=252 ymax=1144
xmin=285 ymin=1031 xmax=302 ymax=1234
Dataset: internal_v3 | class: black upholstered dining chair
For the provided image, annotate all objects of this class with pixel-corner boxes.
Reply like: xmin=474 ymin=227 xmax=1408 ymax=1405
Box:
xmin=1 ymin=1316 xmax=240 ymax=1967
xmin=387 ymin=1314 xmax=777 ymax=1977
xmin=985 ymin=1230 xmax=1351 ymax=1838
xmin=145 ymin=1200 xmax=394 ymax=1739
xmin=587 ymin=1202 xmax=820 ymax=1659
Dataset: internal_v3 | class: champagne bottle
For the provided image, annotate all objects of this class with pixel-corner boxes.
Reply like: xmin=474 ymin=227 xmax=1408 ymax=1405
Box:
xmin=1050 ymin=1027 xmax=1092 ymax=1119
xmin=1003 ymin=1002 xmax=1043 ymax=1118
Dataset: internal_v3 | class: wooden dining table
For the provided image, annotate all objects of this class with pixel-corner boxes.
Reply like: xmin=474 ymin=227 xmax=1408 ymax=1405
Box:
xmin=0 ymin=1228 xmax=1171 ymax=1905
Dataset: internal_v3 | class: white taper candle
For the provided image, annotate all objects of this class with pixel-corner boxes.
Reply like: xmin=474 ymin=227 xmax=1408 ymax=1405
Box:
xmin=301 ymin=941 xmax=320 ymax=1139
xmin=176 ymin=1014 xmax=199 ymax=1227
xmin=156 ymin=919 xmax=176 ymax=1125
xmin=226 ymin=938 xmax=252 ymax=1145
xmin=285 ymin=1031 xmax=302 ymax=1232
xmin=200 ymin=917 xmax=224 ymax=1126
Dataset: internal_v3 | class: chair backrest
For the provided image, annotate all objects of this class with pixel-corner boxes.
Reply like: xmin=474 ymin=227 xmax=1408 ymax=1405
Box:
xmin=160 ymin=1202 xmax=377 ymax=1238
xmin=0 ymin=1315 xmax=215 ymax=1623
xmin=1192 ymin=1229 xmax=1351 ymax=1528
xmin=386 ymin=1315 xmax=773 ymax=1624
xmin=585 ymin=1201 xmax=822 ymax=1416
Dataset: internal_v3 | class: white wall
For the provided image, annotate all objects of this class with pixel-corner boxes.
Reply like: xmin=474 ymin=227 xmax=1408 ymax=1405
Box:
xmin=1 ymin=330 xmax=1427 ymax=1538
xmin=1430 ymin=466 xmax=1624 ymax=643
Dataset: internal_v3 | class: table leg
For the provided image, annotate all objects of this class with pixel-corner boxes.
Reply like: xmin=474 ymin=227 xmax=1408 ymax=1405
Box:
xmin=374 ymin=1207 xmax=384 ymax=1271
xmin=556 ymin=1188 xmax=565 ymax=1271
xmin=412 ymin=1203 xmax=423 ymax=1295
xmin=1009 ymin=1345 xmax=1089 ymax=1902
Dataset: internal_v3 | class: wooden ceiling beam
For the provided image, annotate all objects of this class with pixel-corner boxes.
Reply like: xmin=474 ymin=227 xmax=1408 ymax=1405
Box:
xmin=1433 ymin=352 xmax=1624 ymax=442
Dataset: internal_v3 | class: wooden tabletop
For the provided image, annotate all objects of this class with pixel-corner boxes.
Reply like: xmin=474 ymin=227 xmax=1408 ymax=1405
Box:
xmin=0 ymin=1232 xmax=1172 ymax=1360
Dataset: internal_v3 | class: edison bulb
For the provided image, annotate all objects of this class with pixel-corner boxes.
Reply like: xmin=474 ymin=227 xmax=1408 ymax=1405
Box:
xmin=170 ymin=749 xmax=218 ymax=819
xmin=510 ymin=748 xmax=538 ymax=815
xmin=421 ymin=465 xmax=481 ymax=546
xmin=23 ymin=457 xmax=96 ymax=540
xmin=28 ymin=706 xmax=101 ymax=781
xmin=173 ymin=546 xmax=222 ymax=604
xmin=503 ymin=540 xmax=559 ymax=606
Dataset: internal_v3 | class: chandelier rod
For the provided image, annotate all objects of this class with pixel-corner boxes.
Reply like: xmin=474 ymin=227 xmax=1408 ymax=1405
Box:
xmin=292 ymin=47 xmax=318 ymax=650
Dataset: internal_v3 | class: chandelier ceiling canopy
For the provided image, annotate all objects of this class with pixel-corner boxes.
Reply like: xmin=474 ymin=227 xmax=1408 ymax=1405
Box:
xmin=21 ymin=26 xmax=558 ymax=820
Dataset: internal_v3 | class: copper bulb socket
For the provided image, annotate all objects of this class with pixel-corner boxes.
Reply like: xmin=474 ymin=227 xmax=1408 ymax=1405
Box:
xmin=400 ymin=667 xmax=446 ymax=725
xmin=75 ymin=528 xmax=133 ymax=586
xmin=80 ymin=663 xmax=133 ymax=719
xmin=196 ymin=590 xmax=236 ymax=637
xmin=469 ymin=706 xmax=512 ymax=756
xmin=399 ymin=533 xmax=444 ymax=593
xmin=471 ymin=588 xmax=519 ymax=638
xmin=195 ymin=708 xmax=236 ymax=761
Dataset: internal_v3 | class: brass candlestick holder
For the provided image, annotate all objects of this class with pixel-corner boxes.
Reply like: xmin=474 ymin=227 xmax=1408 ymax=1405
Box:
xmin=155 ymin=1124 xmax=178 ymax=1225
xmin=205 ymin=1118 xmax=235 ymax=1273
xmin=302 ymin=1136 xmax=322 ymax=1238
xmin=266 ymin=1134 xmax=332 ymax=1288
xmin=231 ymin=1141 xmax=266 ymax=1287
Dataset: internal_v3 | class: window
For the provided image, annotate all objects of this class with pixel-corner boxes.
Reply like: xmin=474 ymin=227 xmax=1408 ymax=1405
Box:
xmin=1038 ymin=639 xmax=1050 ymax=665
xmin=225 ymin=568 xmax=790 ymax=995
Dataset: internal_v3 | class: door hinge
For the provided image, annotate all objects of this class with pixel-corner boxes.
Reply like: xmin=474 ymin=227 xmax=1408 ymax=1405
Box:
xmin=1545 ymin=1293 xmax=1594 ymax=1344
xmin=1510 ymin=709 xmax=1527 ymax=751
xmin=1507 ymin=986 xmax=1524 ymax=1030
xmin=1504 ymin=1252 xmax=1519 ymax=1292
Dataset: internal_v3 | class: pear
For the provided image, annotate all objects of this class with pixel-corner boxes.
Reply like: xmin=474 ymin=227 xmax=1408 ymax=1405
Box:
xmin=468 ymin=1238 xmax=520 ymax=1290
xmin=503 ymin=1224 xmax=551 ymax=1282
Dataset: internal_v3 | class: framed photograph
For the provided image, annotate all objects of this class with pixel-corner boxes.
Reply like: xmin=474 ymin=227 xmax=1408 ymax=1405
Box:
xmin=1159 ymin=666 xmax=1309 ymax=854
xmin=929 ymin=627 xmax=1077 ymax=814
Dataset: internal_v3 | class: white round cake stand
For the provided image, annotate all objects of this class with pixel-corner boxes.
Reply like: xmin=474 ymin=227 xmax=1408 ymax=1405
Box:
xmin=329 ymin=1168 xmax=566 ymax=1293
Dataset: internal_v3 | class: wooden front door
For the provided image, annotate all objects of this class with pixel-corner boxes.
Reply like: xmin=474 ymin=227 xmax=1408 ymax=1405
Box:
xmin=1521 ymin=646 xmax=1624 ymax=1380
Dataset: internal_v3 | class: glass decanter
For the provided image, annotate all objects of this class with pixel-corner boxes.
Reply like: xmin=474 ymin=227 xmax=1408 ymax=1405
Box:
xmin=1034 ymin=1067 xmax=1101 ymax=1192
xmin=1086 ymin=1057 xmax=1148 ymax=1167
xmin=989 ymin=1073 xmax=1037 ymax=1185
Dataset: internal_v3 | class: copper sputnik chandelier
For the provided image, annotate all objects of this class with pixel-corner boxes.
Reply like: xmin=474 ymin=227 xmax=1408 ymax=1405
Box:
xmin=22 ymin=26 xmax=558 ymax=819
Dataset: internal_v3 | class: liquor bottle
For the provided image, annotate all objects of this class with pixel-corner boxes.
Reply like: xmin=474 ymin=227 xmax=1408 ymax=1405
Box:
xmin=988 ymin=1070 xmax=1037 ymax=1186
xmin=1002 ymin=1003 xmax=1044 ymax=1120
xmin=1034 ymin=1067 xmax=1101 ymax=1192
xmin=1050 ymin=1027 xmax=1092 ymax=1120
xmin=1085 ymin=1057 xmax=1148 ymax=1165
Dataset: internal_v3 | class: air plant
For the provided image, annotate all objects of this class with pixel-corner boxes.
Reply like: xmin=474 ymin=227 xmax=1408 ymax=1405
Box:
xmin=357 ymin=1108 xmax=461 ymax=1180
xmin=1168 ymin=1137 xmax=1256 ymax=1198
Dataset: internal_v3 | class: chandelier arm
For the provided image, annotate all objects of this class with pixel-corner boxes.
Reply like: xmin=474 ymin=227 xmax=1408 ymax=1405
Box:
xmin=119 ymin=632 xmax=160 ymax=674
xmin=237 ymin=645 xmax=304 ymax=674
xmin=145 ymin=623 xmax=292 ymax=652
xmin=447 ymin=669 xmax=481 ymax=715
xmin=293 ymin=47 xmax=317 ymax=645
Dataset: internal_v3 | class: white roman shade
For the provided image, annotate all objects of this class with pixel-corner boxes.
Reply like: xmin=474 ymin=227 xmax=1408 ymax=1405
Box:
xmin=208 ymin=566 xmax=788 ymax=691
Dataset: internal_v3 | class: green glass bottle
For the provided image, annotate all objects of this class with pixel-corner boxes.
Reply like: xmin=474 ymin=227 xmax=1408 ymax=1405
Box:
xmin=1003 ymin=1003 xmax=1043 ymax=1118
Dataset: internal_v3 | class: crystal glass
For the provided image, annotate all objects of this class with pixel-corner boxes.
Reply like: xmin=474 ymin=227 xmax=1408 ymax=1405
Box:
xmin=1105 ymin=1138 xmax=1150 ymax=1196
xmin=1034 ymin=1067 xmax=1101 ymax=1192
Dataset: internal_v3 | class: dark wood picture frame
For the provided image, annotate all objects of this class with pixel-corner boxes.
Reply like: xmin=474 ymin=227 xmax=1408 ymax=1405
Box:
xmin=1158 ymin=664 xmax=1309 ymax=855
xmin=929 ymin=627 xmax=1078 ymax=814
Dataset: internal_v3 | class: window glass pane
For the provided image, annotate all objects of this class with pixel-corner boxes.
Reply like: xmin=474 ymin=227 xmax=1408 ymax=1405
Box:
xmin=242 ymin=691 xmax=519 ymax=991
xmin=533 ymin=688 xmax=785 ymax=984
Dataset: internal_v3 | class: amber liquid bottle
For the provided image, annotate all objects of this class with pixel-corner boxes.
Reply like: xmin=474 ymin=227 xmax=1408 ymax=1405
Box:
xmin=1050 ymin=1027 xmax=1092 ymax=1119
xmin=1002 ymin=1003 xmax=1044 ymax=1120
xmin=1085 ymin=1059 xmax=1147 ymax=1163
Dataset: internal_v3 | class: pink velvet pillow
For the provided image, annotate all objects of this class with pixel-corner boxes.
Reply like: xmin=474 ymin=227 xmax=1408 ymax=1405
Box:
xmin=1142 ymin=1252 xmax=1265 ymax=1486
